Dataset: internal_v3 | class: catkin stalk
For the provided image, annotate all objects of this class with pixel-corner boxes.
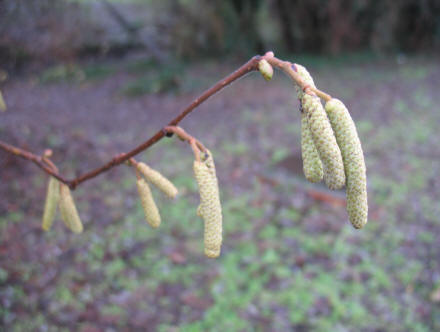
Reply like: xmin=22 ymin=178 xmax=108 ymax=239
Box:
xmin=137 ymin=178 xmax=161 ymax=228
xmin=302 ymin=93 xmax=346 ymax=190
xmin=59 ymin=184 xmax=83 ymax=233
xmin=137 ymin=162 xmax=178 ymax=198
xmin=41 ymin=177 xmax=60 ymax=231
xmin=325 ymin=98 xmax=368 ymax=228
xmin=193 ymin=150 xmax=222 ymax=258
xmin=295 ymin=64 xmax=323 ymax=183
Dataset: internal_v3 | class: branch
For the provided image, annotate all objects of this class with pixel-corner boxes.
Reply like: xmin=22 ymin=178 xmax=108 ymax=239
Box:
xmin=163 ymin=126 xmax=206 ymax=162
xmin=0 ymin=141 xmax=68 ymax=183
xmin=265 ymin=55 xmax=332 ymax=101
xmin=0 ymin=51 xmax=332 ymax=189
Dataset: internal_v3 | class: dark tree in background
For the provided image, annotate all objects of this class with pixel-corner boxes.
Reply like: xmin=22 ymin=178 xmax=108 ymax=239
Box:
xmin=273 ymin=0 xmax=440 ymax=54
xmin=0 ymin=0 xmax=440 ymax=68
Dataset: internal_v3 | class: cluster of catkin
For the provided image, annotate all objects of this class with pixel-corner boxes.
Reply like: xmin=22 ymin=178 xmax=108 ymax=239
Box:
xmin=136 ymin=162 xmax=178 ymax=228
xmin=41 ymin=153 xmax=223 ymax=258
xmin=295 ymin=64 xmax=368 ymax=229
xmin=39 ymin=58 xmax=365 ymax=261
xmin=42 ymin=178 xmax=83 ymax=233
xmin=134 ymin=156 xmax=222 ymax=258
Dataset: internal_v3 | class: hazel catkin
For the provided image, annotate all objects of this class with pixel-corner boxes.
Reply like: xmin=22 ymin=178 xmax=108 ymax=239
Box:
xmin=258 ymin=59 xmax=274 ymax=81
xmin=294 ymin=64 xmax=316 ymax=100
xmin=137 ymin=162 xmax=178 ymax=199
xmin=325 ymin=98 xmax=368 ymax=228
xmin=41 ymin=177 xmax=60 ymax=231
xmin=59 ymin=184 xmax=83 ymax=233
xmin=193 ymin=150 xmax=222 ymax=258
xmin=295 ymin=64 xmax=323 ymax=183
xmin=0 ymin=90 xmax=6 ymax=112
xmin=137 ymin=178 xmax=161 ymax=228
xmin=302 ymin=93 xmax=346 ymax=190
xmin=301 ymin=112 xmax=324 ymax=183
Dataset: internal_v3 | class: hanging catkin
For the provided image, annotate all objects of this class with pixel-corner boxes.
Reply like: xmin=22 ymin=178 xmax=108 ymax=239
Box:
xmin=325 ymin=98 xmax=368 ymax=228
xmin=295 ymin=64 xmax=323 ymax=183
xmin=193 ymin=150 xmax=222 ymax=258
xmin=302 ymin=93 xmax=346 ymax=190
xmin=301 ymin=112 xmax=324 ymax=182
xmin=0 ymin=90 xmax=6 ymax=112
xmin=41 ymin=177 xmax=60 ymax=231
xmin=137 ymin=178 xmax=161 ymax=228
xmin=294 ymin=64 xmax=316 ymax=100
xmin=137 ymin=162 xmax=178 ymax=198
xmin=59 ymin=184 xmax=83 ymax=233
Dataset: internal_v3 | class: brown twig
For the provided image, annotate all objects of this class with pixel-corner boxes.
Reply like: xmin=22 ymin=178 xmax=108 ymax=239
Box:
xmin=0 ymin=51 xmax=332 ymax=189
xmin=128 ymin=158 xmax=142 ymax=180
xmin=0 ymin=141 xmax=67 ymax=183
xmin=164 ymin=126 xmax=206 ymax=154
xmin=265 ymin=54 xmax=332 ymax=101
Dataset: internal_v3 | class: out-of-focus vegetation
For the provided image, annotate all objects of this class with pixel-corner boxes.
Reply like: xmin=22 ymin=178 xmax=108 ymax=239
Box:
xmin=1 ymin=0 xmax=440 ymax=71
xmin=1 ymin=0 xmax=440 ymax=331
xmin=1 ymin=54 xmax=440 ymax=331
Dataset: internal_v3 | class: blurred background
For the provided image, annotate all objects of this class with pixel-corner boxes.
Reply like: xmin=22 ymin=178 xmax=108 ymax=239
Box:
xmin=1 ymin=0 xmax=440 ymax=330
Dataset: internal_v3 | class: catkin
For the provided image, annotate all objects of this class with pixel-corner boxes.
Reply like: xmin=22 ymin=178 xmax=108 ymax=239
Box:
xmin=258 ymin=59 xmax=273 ymax=81
xmin=295 ymin=64 xmax=323 ymax=183
xmin=137 ymin=162 xmax=178 ymax=198
xmin=294 ymin=64 xmax=316 ymax=100
xmin=302 ymin=93 xmax=346 ymax=190
xmin=193 ymin=150 xmax=222 ymax=258
xmin=137 ymin=178 xmax=161 ymax=228
xmin=0 ymin=90 xmax=6 ymax=111
xmin=59 ymin=184 xmax=83 ymax=233
xmin=325 ymin=98 xmax=368 ymax=228
xmin=41 ymin=177 xmax=60 ymax=231
xmin=301 ymin=112 xmax=324 ymax=182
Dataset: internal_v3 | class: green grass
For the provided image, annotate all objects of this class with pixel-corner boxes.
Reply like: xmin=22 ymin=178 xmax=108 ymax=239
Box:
xmin=2 ymin=56 xmax=440 ymax=330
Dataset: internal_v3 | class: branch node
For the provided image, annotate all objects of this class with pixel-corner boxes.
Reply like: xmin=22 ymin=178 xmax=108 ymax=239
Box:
xmin=163 ymin=127 xmax=174 ymax=137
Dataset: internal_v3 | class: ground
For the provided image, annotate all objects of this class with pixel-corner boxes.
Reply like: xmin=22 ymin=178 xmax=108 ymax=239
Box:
xmin=1 ymin=54 xmax=440 ymax=331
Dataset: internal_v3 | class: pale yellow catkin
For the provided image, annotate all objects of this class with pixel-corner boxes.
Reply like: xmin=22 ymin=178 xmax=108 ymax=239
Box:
xmin=59 ymin=184 xmax=83 ymax=233
xmin=258 ymin=59 xmax=273 ymax=81
xmin=295 ymin=64 xmax=324 ymax=183
xmin=137 ymin=162 xmax=178 ymax=199
xmin=0 ymin=90 xmax=6 ymax=112
xmin=302 ymin=93 xmax=346 ymax=190
xmin=41 ymin=177 xmax=60 ymax=231
xmin=301 ymin=112 xmax=324 ymax=183
xmin=325 ymin=98 xmax=368 ymax=229
xmin=137 ymin=178 xmax=161 ymax=228
xmin=294 ymin=64 xmax=316 ymax=100
xmin=193 ymin=150 xmax=222 ymax=258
